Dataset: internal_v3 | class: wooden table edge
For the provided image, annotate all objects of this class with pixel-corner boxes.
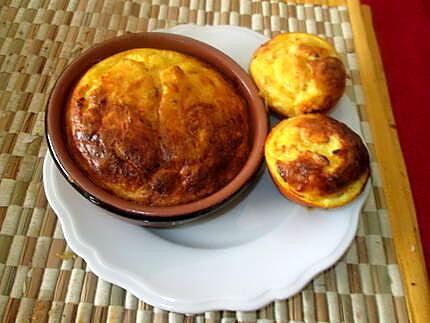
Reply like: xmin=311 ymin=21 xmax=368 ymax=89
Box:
xmin=347 ymin=1 xmax=430 ymax=322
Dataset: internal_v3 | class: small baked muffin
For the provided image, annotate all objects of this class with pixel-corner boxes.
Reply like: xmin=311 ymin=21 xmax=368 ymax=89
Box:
xmin=265 ymin=114 xmax=369 ymax=208
xmin=66 ymin=49 xmax=250 ymax=207
xmin=250 ymin=33 xmax=347 ymax=117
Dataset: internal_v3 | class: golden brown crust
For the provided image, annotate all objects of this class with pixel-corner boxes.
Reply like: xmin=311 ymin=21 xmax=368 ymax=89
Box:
xmin=66 ymin=49 xmax=250 ymax=206
xmin=265 ymin=114 xmax=369 ymax=208
xmin=305 ymin=56 xmax=347 ymax=113
xmin=250 ymin=33 xmax=347 ymax=117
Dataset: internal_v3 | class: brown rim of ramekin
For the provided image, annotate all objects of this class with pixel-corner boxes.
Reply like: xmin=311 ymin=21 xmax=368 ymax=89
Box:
xmin=45 ymin=32 xmax=268 ymax=219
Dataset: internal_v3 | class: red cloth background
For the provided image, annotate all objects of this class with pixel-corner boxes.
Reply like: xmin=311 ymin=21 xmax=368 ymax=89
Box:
xmin=361 ymin=0 xmax=430 ymax=272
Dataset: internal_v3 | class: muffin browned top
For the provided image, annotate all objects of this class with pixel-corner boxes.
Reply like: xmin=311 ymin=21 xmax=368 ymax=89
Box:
xmin=265 ymin=114 xmax=369 ymax=208
xmin=250 ymin=32 xmax=346 ymax=117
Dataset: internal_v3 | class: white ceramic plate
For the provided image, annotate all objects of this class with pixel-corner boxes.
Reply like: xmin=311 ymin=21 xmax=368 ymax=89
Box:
xmin=43 ymin=25 xmax=370 ymax=314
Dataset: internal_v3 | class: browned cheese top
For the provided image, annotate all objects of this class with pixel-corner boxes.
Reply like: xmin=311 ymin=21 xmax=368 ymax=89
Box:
xmin=66 ymin=49 xmax=250 ymax=206
xmin=250 ymin=33 xmax=346 ymax=117
xmin=265 ymin=114 xmax=369 ymax=207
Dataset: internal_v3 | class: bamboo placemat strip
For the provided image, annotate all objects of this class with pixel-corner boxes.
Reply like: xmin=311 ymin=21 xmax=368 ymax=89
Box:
xmin=0 ymin=0 xmax=410 ymax=322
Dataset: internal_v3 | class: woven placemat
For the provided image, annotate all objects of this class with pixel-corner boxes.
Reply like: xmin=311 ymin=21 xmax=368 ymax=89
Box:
xmin=0 ymin=0 xmax=410 ymax=322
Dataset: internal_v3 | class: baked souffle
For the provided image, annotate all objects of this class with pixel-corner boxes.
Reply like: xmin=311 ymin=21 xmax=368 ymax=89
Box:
xmin=66 ymin=49 xmax=250 ymax=207
xmin=250 ymin=33 xmax=347 ymax=117
xmin=265 ymin=114 xmax=369 ymax=208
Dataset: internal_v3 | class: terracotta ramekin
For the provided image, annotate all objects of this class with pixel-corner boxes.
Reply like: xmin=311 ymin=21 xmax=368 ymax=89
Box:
xmin=46 ymin=32 xmax=268 ymax=227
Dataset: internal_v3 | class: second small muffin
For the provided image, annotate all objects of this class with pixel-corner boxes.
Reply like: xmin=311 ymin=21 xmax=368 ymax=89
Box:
xmin=265 ymin=114 xmax=369 ymax=208
xmin=250 ymin=33 xmax=347 ymax=117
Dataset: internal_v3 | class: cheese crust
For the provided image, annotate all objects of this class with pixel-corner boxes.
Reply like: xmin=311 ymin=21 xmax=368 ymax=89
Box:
xmin=250 ymin=33 xmax=346 ymax=117
xmin=66 ymin=49 xmax=250 ymax=206
xmin=265 ymin=114 xmax=369 ymax=208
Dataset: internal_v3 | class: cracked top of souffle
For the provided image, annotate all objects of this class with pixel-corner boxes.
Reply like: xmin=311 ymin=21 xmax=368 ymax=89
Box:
xmin=65 ymin=49 xmax=250 ymax=207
